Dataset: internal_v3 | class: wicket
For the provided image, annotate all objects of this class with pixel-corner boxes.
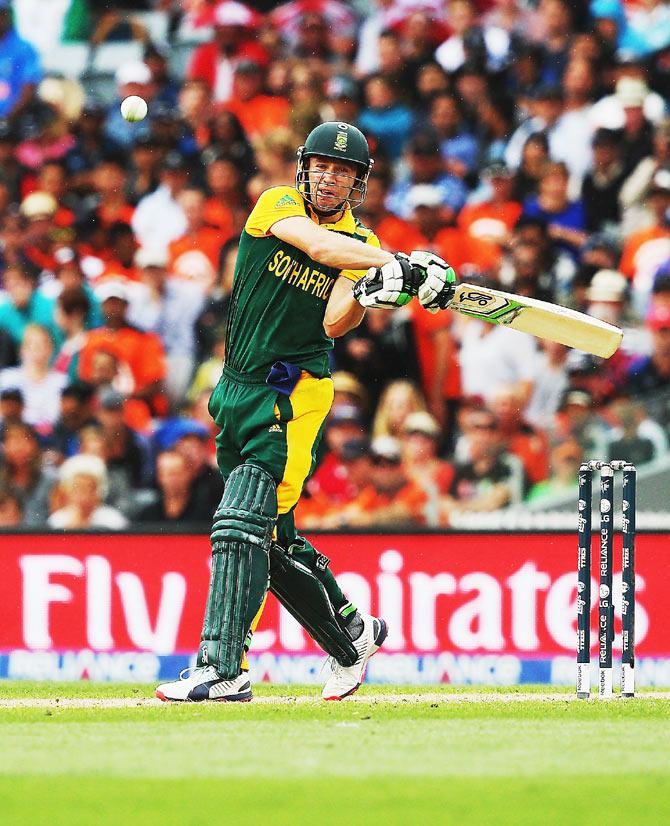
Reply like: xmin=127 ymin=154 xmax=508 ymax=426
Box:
xmin=576 ymin=460 xmax=636 ymax=699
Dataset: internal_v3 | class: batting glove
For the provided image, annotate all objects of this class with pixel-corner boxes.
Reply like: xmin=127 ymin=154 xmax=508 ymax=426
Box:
xmin=353 ymin=255 xmax=420 ymax=309
xmin=408 ymin=250 xmax=458 ymax=313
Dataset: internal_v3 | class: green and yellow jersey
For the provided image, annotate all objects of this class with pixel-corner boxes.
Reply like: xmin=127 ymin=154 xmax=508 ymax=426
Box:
xmin=225 ymin=186 xmax=381 ymax=378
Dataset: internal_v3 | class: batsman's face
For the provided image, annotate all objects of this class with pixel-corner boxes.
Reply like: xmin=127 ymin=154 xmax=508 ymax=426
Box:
xmin=307 ymin=157 xmax=358 ymax=212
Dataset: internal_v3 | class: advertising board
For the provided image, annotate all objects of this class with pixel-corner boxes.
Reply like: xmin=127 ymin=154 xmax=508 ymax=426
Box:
xmin=1 ymin=533 xmax=669 ymax=685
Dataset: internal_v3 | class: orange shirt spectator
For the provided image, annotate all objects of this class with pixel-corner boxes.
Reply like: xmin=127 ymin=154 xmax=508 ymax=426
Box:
xmin=408 ymin=302 xmax=461 ymax=410
xmin=169 ymin=188 xmax=225 ymax=293
xmin=203 ymin=197 xmax=236 ymax=238
xmin=374 ymin=214 xmax=427 ymax=255
xmin=335 ymin=437 xmax=428 ymax=528
xmin=344 ymin=477 xmax=427 ymax=527
xmin=169 ymin=228 xmax=223 ymax=293
xmin=77 ymin=281 xmax=168 ymax=422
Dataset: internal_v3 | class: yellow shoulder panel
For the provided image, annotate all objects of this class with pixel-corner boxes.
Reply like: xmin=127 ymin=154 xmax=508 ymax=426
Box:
xmin=245 ymin=187 xmax=307 ymax=238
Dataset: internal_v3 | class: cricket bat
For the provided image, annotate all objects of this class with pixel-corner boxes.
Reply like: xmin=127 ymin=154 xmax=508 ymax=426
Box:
xmin=449 ymin=283 xmax=623 ymax=359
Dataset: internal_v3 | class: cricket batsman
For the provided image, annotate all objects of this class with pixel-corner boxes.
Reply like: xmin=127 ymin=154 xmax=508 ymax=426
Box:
xmin=156 ymin=122 xmax=457 ymax=702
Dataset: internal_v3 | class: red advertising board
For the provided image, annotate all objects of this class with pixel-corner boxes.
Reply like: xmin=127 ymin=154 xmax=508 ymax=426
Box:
xmin=1 ymin=533 xmax=669 ymax=685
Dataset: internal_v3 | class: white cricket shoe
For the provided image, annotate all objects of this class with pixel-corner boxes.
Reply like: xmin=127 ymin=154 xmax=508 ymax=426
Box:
xmin=322 ymin=615 xmax=387 ymax=701
xmin=155 ymin=666 xmax=252 ymax=702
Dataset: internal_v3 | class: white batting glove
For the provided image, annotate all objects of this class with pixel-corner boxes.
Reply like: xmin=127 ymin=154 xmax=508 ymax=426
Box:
xmin=353 ymin=257 xmax=415 ymax=309
xmin=408 ymin=250 xmax=458 ymax=313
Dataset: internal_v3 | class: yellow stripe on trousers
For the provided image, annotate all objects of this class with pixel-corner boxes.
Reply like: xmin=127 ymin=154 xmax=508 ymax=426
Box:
xmin=277 ymin=372 xmax=334 ymax=514
xmin=242 ymin=372 xmax=333 ymax=671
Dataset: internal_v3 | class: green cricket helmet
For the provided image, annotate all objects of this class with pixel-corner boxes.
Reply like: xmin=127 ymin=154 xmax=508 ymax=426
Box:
xmin=296 ymin=121 xmax=373 ymax=213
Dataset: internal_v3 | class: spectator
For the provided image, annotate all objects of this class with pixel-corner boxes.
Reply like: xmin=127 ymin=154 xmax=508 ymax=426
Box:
xmin=607 ymin=398 xmax=666 ymax=466
xmin=90 ymin=157 xmax=135 ymax=229
xmin=522 ymin=162 xmax=588 ymax=259
xmin=0 ymin=0 xmax=42 ymax=118
xmin=17 ymin=191 xmax=62 ymax=280
xmin=52 ymin=286 xmax=93 ymax=380
xmin=49 ymin=381 xmax=97 ymax=461
xmin=435 ymin=0 xmax=509 ymax=74
xmin=489 ymin=385 xmax=550 ymax=485
xmin=95 ymin=387 xmax=151 ymax=491
xmin=127 ymin=134 xmax=164 ymax=208
xmin=0 ymin=265 xmax=57 ymax=346
xmin=525 ymin=341 xmax=571 ymax=430
xmin=614 ymin=77 xmax=656 ymax=176
xmin=64 ymin=98 xmax=122 ymax=191
xmin=187 ymin=1 xmax=267 ymax=103
xmin=400 ymin=410 xmax=454 ymax=499
xmin=456 ymin=311 xmax=539 ymax=406
xmin=443 ymin=408 xmax=526 ymax=518
xmin=298 ymin=436 xmax=373 ymax=529
xmin=137 ymin=448 xmax=208 ymax=524
xmin=168 ymin=419 xmax=223 ymax=519
xmin=552 ymin=388 xmax=610 ymax=459
xmin=168 ymin=188 xmax=224 ymax=293
xmin=0 ymin=387 xmax=24 ymax=438
xmin=308 ymin=405 xmax=367 ymax=502
xmin=205 ymin=108 xmax=255 ymax=181
xmin=0 ymin=482 xmax=22 ymax=527
xmin=225 ymin=60 xmax=290 ymax=142
xmin=335 ymin=436 xmax=428 ymax=528
xmin=131 ymin=151 xmax=189 ymax=253
xmin=512 ymin=131 xmax=551 ymax=202
xmin=104 ymin=62 xmax=155 ymax=148
xmin=0 ymin=421 xmax=55 ymax=526
xmin=77 ymin=280 xmax=168 ymax=425
xmin=582 ymin=128 xmax=628 ymax=232
xmin=357 ymin=171 xmax=415 ymax=254
xmin=0 ymin=323 xmax=66 ymax=433
xmin=372 ymin=379 xmax=427 ymax=439
xmin=619 ymin=169 xmax=670 ymax=312
xmin=133 ymin=246 xmax=205 ymax=404
xmin=101 ymin=221 xmax=140 ymax=283
xmin=534 ymin=0 xmax=574 ymax=85
xmin=527 ymin=439 xmax=583 ymax=503
xmin=386 ymin=131 xmax=468 ymax=221
xmin=358 ymin=73 xmax=414 ymax=162
xmin=48 ymin=453 xmax=128 ymax=529
xmin=333 ymin=307 xmax=421 ymax=410
xmin=322 ymin=74 xmax=361 ymax=128
xmin=619 ymin=118 xmax=670 ymax=237
xmin=428 ymin=91 xmax=479 ymax=180
xmin=247 ymin=129 xmax=299 ymax=204
xmin=458 ymin=161 xmax=522 ymax=270
xmin=627 ymin=303 xmax=670 ymax=397
xmin=203 ymin=150 xmax=250 ymax=240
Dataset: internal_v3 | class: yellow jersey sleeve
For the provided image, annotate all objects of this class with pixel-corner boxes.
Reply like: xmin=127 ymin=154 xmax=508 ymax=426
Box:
xmin=245 ymin=186 xmax=307 ymax=237
xmin=340 ymin=231 xmax=382 ymax=283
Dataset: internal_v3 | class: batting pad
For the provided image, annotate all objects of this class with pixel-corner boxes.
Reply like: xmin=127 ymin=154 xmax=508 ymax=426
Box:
xmin=198 ymin=463 xmax=276 ymax=678
xmin=270 ymin=540 xmax=358 ymax=667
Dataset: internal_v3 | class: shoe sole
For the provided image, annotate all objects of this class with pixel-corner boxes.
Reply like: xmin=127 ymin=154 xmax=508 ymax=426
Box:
xmin=155 ymin=689 xmax=253 ymax=703
xmin=323 ymin=619 xmax=388 ymax=701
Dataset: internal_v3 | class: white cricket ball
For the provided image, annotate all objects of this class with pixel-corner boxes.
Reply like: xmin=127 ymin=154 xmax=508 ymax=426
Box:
xmin=120 ymin=95 xmax=148 ymax=122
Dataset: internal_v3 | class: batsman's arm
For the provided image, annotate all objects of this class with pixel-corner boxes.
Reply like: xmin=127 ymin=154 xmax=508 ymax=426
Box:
xmin=270 ymin=216 xmax=394 ymax=270
xmin=323 ymin=275 xmax=367 ymax=338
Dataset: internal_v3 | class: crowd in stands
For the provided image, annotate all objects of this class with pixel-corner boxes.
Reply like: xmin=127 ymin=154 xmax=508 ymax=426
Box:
xmin=1 ymin=0 xmax=670 ymax=530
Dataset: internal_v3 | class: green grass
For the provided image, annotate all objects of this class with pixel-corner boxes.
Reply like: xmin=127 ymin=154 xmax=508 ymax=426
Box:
xmin=1 ymin=683 xmax=669 ymax=825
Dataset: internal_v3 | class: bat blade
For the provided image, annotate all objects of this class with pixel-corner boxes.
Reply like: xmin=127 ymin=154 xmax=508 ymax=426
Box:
xmin=450 ymin=284 xmax=623 ymax=358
